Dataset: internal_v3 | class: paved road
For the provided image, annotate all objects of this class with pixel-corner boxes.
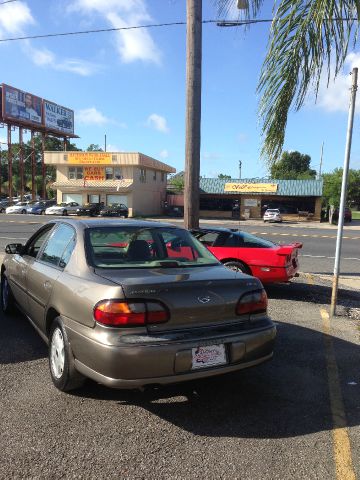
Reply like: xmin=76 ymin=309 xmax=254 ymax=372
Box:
xmin=0 ymin=276 xmax=359 ymax=479
xmin=1 ymin=215 xmax=358 ymax=276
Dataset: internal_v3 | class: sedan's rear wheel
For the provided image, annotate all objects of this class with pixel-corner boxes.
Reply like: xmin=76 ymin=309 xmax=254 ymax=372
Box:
xmin=1 ymin=272 xmax=15 ymax=314
xmin=41 ymin=210 xmax=45 ymax=215
xmin=62 ymin=210 xmax=68 ymax=216
xmin=21 ymin=209 xmax=26 ymax=214
xmin=223 ymin=260 xmax=251 ymax=275
xmin=49 ymin=318 xmax=85 ymax=392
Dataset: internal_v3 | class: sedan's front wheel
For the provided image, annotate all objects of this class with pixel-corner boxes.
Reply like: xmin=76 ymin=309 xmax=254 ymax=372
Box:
xmin=49 ymin=318 xmax=85 ymax=392
xmin=0 ymin=272 xmax=16 ymax=314
xmin=62 ymin=210 xmax=67 ymax=216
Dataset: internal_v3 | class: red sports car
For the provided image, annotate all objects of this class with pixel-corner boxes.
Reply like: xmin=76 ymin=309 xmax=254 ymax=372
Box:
xmin=191 ymin=227 xmax=302 ymax=284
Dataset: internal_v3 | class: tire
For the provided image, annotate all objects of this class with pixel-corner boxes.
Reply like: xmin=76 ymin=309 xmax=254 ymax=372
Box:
xmin=49 ymin=317 xmax=85 ymax=392
xmin=41 ymin=210 xmax=45 ymax=215
xmin=21 ymin=209 xmax=26 ymax=214
xmin=62 ymin=210 xmax=68 ymax=216
xmin=223 ymin=260 xmax=251 ymax=275
xmin=1 ymin=272 xmax=16 ymax=314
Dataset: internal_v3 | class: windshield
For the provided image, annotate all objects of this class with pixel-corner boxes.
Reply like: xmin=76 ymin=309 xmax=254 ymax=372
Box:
xmin=86 ymin=226 xmax=219 ymax=269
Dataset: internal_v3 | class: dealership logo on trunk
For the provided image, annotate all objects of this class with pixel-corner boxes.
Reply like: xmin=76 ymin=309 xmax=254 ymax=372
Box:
xmin=197 ymin=296 xmax=211 ymax=304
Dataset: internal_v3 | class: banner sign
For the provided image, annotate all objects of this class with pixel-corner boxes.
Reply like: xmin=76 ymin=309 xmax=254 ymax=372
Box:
xmin=224 ymin=183 xmax=278 ymax=193
xmin=44 ymin=100 xmax=74 ymax=135
xmin=67 ymin=152 xmax=112 ymax=165
xmin=2 ymin=84 xmax=42 ymax=126
xmin=84 ymin=166 xmax=105 ymax=181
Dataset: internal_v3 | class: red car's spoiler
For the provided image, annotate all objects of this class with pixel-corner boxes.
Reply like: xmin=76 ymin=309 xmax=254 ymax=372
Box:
xmin=276 ymin=242 xmax=303 ymax=255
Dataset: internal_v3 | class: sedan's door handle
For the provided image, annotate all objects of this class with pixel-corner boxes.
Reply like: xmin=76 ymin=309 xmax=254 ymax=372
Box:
xmin=43 ymin=280 xmax=52 ymax=291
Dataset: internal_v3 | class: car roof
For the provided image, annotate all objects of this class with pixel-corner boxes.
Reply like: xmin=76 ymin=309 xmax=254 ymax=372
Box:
xmin=192 ymin=227 xmax=236 ymax=234
xmin=48 ymin=218 xmax=177 ymax=231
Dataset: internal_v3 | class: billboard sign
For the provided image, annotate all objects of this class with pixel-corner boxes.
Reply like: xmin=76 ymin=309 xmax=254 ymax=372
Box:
xmin=2 ymin=84 xmax=42 ymax=127
xmin=67 ymin=152 xmax=112 ymax=164
xmin=224 ymin=183 xmax=278 ymax=193
xmin=44 ymin=100 xmax=74 ymax=135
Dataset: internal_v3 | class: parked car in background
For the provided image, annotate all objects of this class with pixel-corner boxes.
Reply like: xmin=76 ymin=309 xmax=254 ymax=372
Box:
xmin=0 ymin=219 xmax=276 ymax=392
xmin=5 ymin=202 xmax=30 ymax=214
xmin=99 ymin=203 xmax=128 ymax=218
xmin=0 ymin=200 xmax=12 ymax=213
xmin=76 ymin=202 xmax=104 ymax=216
xmin=263 ymin=209 xmax=283 ymax=223
xmin=26 ymin=200 xmax=56 ymax=215
xmin=45 ymin=202 xmax=81 ymax=216
xmin=191 ymin=227 xmax=302 ymax=284
xmin=332 ymin=207 xmax=352 ymax=223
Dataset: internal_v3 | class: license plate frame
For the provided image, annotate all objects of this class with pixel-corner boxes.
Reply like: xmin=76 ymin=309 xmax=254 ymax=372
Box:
xmin=191 ymin=343 xmax=227 ymax=370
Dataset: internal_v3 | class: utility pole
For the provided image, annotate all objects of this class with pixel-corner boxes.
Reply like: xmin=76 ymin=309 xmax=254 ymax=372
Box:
xmin=19 ymin=127 xmax=24 ymax=201
xmin=184 ymin=0 xmax=202 ymax=229
xmin=319 ymin=141 xmax=324 ymax=178
xmin=239 ymin=160 xmax=242 ymax=179
xmin=7 ymin=125 xmax=12 ymax=201
xmin=330 ymin=67 xmax=358 ymax=317
xmin=31 ymin=131 xmax=36 ymax=201
xmin=104 ymin=134 xmax=107 ymax=152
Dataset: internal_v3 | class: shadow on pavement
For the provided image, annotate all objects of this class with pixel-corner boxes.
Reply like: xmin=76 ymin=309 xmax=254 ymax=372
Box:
xmin=75 ymin=321 xmax=360 ymax=440
xmin=265 ymin=281 xmax=359 ymax=306
xmin=0 ymin=310 xmax=47 ymax=364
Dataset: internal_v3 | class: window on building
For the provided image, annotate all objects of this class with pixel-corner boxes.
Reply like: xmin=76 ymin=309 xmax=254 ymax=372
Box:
xmin=105 ymin=167 xmax=123 ymax=180
xmin=153 ymin=171 xmax=157 ymax=181
xmin=114 ymin=167 xmax=122 ymax=180
xmin=68 ymin=167 xmax=83 ymax=180
xmin=140 ymin=168 xmax=146 ymax=183
xmin=105 ymin=167 xmax=113 ymax=180
xmin=161 ymin=172 xmax=165 ymax=182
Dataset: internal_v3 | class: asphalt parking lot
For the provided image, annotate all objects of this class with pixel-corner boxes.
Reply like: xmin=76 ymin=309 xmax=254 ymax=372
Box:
xmin=0 ymin=282 xmax=359 ymax=478
xmin=0 ymin=216 xmax=359 ymax=479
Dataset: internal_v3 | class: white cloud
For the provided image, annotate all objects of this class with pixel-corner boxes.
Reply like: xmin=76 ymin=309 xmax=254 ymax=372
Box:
xmin=202 ymin=152 xmax=221 ymax=161
xmin=159 ymin=149 xmax=169 ymax=159
xmin=24 ymin=42 xmax=101 ymax=76
xmin=68 ymin=0 xmax=161 ymax=64
xmin=312 ymin=52 xmax=360 ymax=113
xmin=0 ymin=136 xmax=7 ymax=146
xmin=0 ymin=2 xmax=34 ymax=37
xmin=147 ymin=114 xmax=169 ymax=133
xmin=106 ymin=144 xmax=121 ymax=152
xmin=76 ymin=107 xmax=110 ymax=125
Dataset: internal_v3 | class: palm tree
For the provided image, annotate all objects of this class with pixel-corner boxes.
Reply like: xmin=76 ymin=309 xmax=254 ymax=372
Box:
xmin=216 ymin=0 xmax=359 ymax=162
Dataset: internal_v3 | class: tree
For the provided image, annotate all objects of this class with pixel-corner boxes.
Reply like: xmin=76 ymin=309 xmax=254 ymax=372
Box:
xmin=323 ymin=168 xmax=360 ymax=208
xmin=218 ymin=173 xmax=232 ymax=180
xmin=217 ymin=0 xmax=360 ymax=162
xmin=87 ymin=144 xmax=104 ymax=152
xmin=270 ymin=151 xmax=316 ymax=179
xmin=169 ymin=176 xmax=185 ymax=193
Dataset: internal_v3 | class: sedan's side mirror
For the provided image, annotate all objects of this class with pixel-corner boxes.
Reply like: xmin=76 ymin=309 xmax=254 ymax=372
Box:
xmin=5 ymin=243 xmax=23 ymax=254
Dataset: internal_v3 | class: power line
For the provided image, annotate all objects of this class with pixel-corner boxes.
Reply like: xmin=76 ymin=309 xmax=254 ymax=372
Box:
xmin=0 ymin=0 xmax=19 ymax=5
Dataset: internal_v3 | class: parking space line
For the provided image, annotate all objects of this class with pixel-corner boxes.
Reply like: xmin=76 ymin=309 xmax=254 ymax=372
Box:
xmin=320 ymin=308 xmax=356 ymax=480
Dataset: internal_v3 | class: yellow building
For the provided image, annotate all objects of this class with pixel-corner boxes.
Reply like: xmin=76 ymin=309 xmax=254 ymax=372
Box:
xmin=45 ymin=151 xmax=176 ymax=217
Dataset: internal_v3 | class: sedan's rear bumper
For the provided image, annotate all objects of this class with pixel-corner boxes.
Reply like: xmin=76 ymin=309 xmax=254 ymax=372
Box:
xmin=65 ymin=319 xmax=276 ymax=388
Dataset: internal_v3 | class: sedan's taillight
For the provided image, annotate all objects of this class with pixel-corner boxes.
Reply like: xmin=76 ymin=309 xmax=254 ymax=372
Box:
xmin=94 ymin=300 xmax=169 ymax=327
xmin=236 ymin=290 xmax=268 ymax=315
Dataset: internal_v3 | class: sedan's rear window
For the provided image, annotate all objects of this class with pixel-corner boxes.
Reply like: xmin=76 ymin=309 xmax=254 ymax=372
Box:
xmin=85 ymin=226 xmax=219 ymax=268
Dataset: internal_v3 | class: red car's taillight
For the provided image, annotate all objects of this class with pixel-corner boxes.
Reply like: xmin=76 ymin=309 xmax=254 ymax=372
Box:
xmin=236 ymin=290 xmax=268 ymax=315
xmin=94 ymin=300 xmax=169 ymax=327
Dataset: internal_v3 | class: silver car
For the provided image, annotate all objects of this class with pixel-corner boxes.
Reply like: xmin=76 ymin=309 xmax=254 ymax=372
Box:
xmin=1 ymin=219 xmax=276 ymax=392
xmin=45 ymin=202 xmax=81 ymax=216
xmin=263 ymin=208 xmax=283 ymax=223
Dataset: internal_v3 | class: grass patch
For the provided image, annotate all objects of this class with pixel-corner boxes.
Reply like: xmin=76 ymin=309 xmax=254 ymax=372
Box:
xmin=352 ymin=211 xmax=360 ymax=219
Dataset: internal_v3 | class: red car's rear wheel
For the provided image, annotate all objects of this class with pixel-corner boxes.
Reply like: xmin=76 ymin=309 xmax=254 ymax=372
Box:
xmin=223 ymin=260 xmax=251 ymax=275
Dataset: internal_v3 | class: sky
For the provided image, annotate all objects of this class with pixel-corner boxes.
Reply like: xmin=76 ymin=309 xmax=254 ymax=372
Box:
xmin=0 ymin=0 xmax=360 ymax=179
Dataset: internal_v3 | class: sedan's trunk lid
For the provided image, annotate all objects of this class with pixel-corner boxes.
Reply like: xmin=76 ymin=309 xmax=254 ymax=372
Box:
xmin=94 ymin=265 xmax=263 ymax=332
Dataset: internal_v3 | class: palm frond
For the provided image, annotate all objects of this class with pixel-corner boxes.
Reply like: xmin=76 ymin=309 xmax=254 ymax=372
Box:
xmin=258 ymin=0 xmax=359 ymax=163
